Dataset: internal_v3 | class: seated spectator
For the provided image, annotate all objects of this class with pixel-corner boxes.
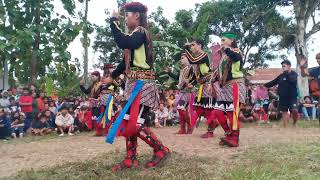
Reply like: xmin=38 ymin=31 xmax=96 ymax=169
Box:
xmin=11 ymin=112 xmax=25 ymax=138
xmin=8 ymin=97 xmax=20 ymax=115
xmin=155 ymin=103 xmax=169 ymax=127
xmin=55 ymin=105 xmax=74 ymax=136
xmin=268 ymin=100 xmax=281 ymax=121
xmin=30 ymin=114 xmax=53 ymax=136
xmin=167 ymin=107 xmax=179 ymax=126
xmin=301 ymin=96 xmax=316 ymax=121
xmin=239 ymin=104 xmax=254 ymax=123
xmin=48 ymin=101 xmax=57 ymax=115
xmin=0 ymin=108 xmax=11 ymax=140
xmin=252 ymin=104 xmax=268 ymax=123
xmin=44 ymin=109 xmax=56 ymax=129
xmin=75 ymin=105 xmax=92 ymax=132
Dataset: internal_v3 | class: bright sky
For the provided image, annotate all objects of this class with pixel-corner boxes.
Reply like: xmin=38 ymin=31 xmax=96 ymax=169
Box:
xmin=54 ymin=0 xmax=320 ymax=72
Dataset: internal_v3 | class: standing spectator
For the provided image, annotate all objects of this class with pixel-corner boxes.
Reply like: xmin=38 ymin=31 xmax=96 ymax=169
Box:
xmin=31 ymin=92 xmax=39 ymax=124
xmin=19 ymin=88 xmax=33 ymax=132
xmin=0 ymin=108 xmax=11 ymax=140
xmin=37 ymin=92 xmax=46 ymax=113
xmin=155 ymin=103 xmax=169 ymax=127
xmin=11 ymin=112 xmax=25 ymax=138
xmin=301 ymin=96 xmax=316 ymax=121
xmin=265 ymin=60 xmax=298 ymax=128
xmin=55 ymin=105 xmax=74 ymax=136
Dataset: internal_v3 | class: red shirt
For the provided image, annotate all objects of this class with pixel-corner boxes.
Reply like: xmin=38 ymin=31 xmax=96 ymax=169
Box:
xmin=37 ymin=98 xmax=45 ymax=112
xmin=77 ymin=111 xmax=92 ymax=129
xmin=19 ymin=96 xmax=33 ymax=113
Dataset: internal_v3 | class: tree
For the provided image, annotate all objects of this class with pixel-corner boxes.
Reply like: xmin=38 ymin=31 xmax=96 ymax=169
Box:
xmin=279 ymin=0 xmax=320 ymax=98
xmin=194 ymin=0 xmax=290 ymax=69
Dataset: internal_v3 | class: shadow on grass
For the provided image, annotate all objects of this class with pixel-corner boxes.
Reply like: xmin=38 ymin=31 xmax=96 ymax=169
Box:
xmin=11 ymin=141 xmax=320 ymax=180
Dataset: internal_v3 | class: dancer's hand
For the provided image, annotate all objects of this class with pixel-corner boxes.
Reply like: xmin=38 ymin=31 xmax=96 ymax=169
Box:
xmin=111 ymin=10 xmax=120 ymax=19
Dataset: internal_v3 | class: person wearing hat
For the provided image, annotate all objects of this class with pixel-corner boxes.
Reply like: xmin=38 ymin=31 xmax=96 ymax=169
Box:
xmin=213 ymin=32 xmax=246 ymax=147
xmin=184 ymin=38 xmax=220 ymax=138
xmin=104 ymin=2 xmax=170 ymax=172
xmin=55 ymin=105 xmax=74 ymax=136
xmin=265 ymin=60 xmax=298 ymax=128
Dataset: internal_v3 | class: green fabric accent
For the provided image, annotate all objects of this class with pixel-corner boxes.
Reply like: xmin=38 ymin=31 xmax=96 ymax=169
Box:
xmin=221 ymin=32 xmax=237 ymax=39
xmin=133 ymin=44 xmax=150 ymax=69
xmin=231 ymin=61 xmax=243 ymax=78
xmin=199 ymin=63 xmax=209 ymax=75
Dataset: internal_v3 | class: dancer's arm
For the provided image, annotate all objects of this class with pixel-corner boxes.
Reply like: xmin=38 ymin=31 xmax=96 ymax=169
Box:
xmin=110 ymin=17 xmax=146 ymax=49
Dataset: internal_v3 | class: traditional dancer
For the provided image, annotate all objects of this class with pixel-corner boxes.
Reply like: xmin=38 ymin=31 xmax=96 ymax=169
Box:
xmin=105 ymin=2 xmax=170 ymax=172
xmin=214 ymin=32 xmax=246 ymax=147
xmin=176 ymin=53 xmax=196 ymax=134
xmin=80 ymin=71 xmax=102 ymax=135
xmin=184 ymin=39 xmax=219 ymax=138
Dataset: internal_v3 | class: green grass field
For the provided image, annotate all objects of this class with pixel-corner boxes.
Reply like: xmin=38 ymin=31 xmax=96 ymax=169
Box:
xmin=11 ymin=140 xmax=320 ymax=180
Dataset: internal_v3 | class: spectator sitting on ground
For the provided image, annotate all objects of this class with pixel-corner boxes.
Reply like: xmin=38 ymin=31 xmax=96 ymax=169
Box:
xmin=155 ymin=103 xmax=169 ymax=128
xmin=76 ymin=105 xmax=92 ymax=132
xmin=239 ymin=104 xmax=254 ymax=123
xmin=30 ymin=114 xmax=53 ymax=136
xmin=301 ymin=96 xmax=316 ymax=121
xmin=0 ymin=108 xmax=11 ymax=140
xmin=11 ymin=112 xmax=25 ymax=138
xmin=44 ymin=109 xmax=56 ymax=129
xmin=48 ymin=101 xmax=57 ymax=115
xmin=8 ymin=97 xmax=20 ymax=115
xmin=55 ymin=105 xmax=74 ymax=136
xmin=252 ymin=104 xmax=268 ymax=123
xmin=268 ymin=99 xmax=281 ymax=121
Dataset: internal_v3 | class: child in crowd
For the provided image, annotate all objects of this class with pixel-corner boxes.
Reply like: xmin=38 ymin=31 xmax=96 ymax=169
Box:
xmin=252 ymin=104 xmax=268 ymax=123
xmin=55 ymin=105 xmax=74 ymax=136
xmin=48 ymin=101 xmax=57 ymax=115
xmin=239 ymin=104 xmax=254 ymax=123
xmin=76 ymin=105 xmax=92 ymax=132
xmin=31 ymin=114 xmax=52 ymax=136
xmin=11 ymin=112 xmax=25 ymax=138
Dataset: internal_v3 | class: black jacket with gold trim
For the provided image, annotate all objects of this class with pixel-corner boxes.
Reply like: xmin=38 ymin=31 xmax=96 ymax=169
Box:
xmin=109 ymin=17 xmax=153 ymax=79
xmin=184 ymin=50 xmax=211 ymax=82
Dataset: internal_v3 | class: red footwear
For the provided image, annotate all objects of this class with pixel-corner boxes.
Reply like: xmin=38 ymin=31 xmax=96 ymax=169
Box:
xmin=137 ymin=127 xmax=171 ymax=168
xmin=187 ymin=128 xmax=194 ymax=134
xmin=112 ymin=136 xmax=138 ymax=172
xmin=145 ymin=147 xmax=171 ymax=168
xmin=112 ymin=158 xmax=139 ymax=172
xmin=200 ymin=131 xmax=214 ymax=138
xmin=222 ymin=131 xmax=239 ymax=147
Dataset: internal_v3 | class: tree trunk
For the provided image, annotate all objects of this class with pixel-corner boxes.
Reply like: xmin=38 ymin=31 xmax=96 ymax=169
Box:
xmin=83 ymin=0 xmax=89 ymax=84
xmin=31 ymin=0 xmax=41 ymax=84
xmin=294 ymin=17 xmax=309 ymax=100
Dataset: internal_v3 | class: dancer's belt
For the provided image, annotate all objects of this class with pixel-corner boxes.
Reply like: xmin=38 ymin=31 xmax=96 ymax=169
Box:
xmin=226 ymin=78 xmax=245 ymax=85
xmin=128 ymin=70 xmax=155 ymax=80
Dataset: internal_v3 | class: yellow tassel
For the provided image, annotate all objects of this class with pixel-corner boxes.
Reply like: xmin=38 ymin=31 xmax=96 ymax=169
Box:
xmin=232 ymin=84 xmax=240 ymax=130
xmin=108 ymin=97 xmax=113 ymax=121
xmin=197 ymin=84 xmax=203 ymax=102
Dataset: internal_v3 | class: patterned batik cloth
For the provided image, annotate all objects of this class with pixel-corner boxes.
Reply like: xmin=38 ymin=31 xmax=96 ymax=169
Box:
xmin=213 ymin=81 xmax=246 ymax=112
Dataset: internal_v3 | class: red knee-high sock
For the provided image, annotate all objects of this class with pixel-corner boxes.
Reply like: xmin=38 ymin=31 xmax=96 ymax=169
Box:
xmin=206 ymin=110 xmax=219 ymax=131
xmin=137 ymin=126 xmax=168 ymax=152
xmin=177 ymin=109 xmax=187 ymax=133
xmin=216 ymin=110 xmax=231 ymax=133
